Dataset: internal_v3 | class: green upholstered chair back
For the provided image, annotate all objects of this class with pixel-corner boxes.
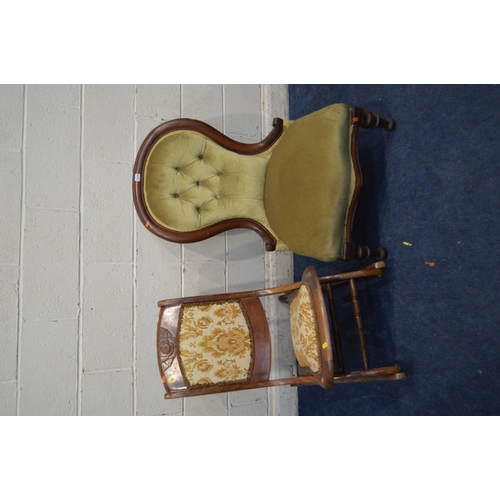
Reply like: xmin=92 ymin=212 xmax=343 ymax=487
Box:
xmin=133 ymin=118 xmax=287 ymax=251
xmin=145 ymin=130 xmax=272 ymax=233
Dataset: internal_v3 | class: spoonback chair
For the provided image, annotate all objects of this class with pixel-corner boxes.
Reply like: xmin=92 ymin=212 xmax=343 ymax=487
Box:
xmin=156 ymin=262 xmax=404 ymax=399
xmin=133 ymin=104 xmax=394 ymax=262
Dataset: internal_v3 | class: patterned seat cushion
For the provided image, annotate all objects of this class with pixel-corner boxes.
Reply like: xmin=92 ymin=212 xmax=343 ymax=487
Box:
xmin=290 ymin=283 xmax=321 ymax=374
xmin=178 ymin=300 xmax=254 ymax=389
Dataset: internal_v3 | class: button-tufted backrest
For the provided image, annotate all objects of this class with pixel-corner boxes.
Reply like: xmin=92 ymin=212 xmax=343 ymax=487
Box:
xmin=144 ymin=130 xmax=279 ymax=236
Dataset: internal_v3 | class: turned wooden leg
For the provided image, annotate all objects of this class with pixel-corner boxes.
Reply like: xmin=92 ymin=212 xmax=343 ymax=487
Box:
xmin=349 ymin=278 xmax=370 ymax=370
xmin=343 ymin=242 xmax=387 ymax=261
xmin=361 ymin=111 xmax=395 ymax=131
xmin=342 ymin=243 xmax=387 ymax=260
xmin=354 ymin=244 xmax=387 ymax=261
xmin=325 ymin=283 xmax=345 ymax=373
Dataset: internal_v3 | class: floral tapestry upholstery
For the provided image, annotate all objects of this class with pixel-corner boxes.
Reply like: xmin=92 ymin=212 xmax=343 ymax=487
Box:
xmin=290 ymin=283 xmax=321 ymax=374
xmin=177 ymin=300 xmax=254 ymax=389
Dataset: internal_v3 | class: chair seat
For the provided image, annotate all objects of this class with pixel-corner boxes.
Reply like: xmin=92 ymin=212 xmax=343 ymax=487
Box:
xmin=289 ymin=283 xmax=322 ymax=375
xmin=264 ymin=104 xmax=357 ymax=261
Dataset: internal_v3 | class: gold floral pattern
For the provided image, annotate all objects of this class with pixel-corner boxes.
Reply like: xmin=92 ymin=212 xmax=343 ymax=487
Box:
xmin=290 ymin=283 xmax=321 ymax=374
xmin=178 ymin=300 xmax=254 ymax=388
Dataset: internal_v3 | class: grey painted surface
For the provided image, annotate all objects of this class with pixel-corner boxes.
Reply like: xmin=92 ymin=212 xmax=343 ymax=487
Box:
xmin=0 ymin=84 xmax=296 ymax=416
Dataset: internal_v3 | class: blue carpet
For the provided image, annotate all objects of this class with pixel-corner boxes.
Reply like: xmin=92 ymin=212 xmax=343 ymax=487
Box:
xmin=290 ymin=84 xmax=500 ymax=415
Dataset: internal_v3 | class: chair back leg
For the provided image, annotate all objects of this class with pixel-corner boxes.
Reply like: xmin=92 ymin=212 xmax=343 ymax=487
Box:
xmin=324 ymin=283 xmax=345 ymax=373
xmin=349 ymin=278 xmax=370 ymax=370
xmin=319 ymin=263 xmax=405 ymax=384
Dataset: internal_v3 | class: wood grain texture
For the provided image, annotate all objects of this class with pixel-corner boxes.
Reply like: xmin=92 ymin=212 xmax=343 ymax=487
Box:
xmin=155 ymin=262 xmax=405 ymax=399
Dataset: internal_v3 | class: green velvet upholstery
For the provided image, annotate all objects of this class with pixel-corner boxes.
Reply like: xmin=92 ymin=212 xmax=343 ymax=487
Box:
xmin=143 ymin=104 xmax=357 ymax=261
xmin=264 ymin=104 xmax=356 ymax=261
xmin=144 ymin=130 xmax=285 ymax=247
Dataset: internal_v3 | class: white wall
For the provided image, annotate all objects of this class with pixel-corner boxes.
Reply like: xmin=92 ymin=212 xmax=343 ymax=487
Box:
xmin=0 ymin=84 xmax=297 ymax=416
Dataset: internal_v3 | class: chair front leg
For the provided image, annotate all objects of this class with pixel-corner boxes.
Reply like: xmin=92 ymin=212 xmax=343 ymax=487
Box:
xmin=356 ymin=109 xmax=396 ymax=132
xmin=343 ymin=242 xmax=387 ymax=261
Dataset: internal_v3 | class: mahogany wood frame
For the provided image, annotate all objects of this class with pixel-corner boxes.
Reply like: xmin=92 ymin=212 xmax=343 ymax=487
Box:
xmin=342 ymin=108 xmax=395 ymax=260
xmin=156 ymin=262 xmax=404 ymax=400
xmin=133 ymin=107 xmax=395 ymax=261
xmin=133 ymin=117 xmax=284 ymax=252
